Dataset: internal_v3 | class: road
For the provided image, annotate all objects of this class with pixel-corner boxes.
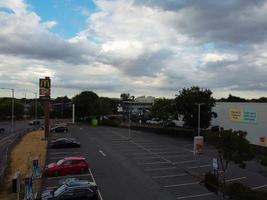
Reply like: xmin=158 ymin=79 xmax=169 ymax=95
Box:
xmin=41 ymin=124 xmax=267 ymax=200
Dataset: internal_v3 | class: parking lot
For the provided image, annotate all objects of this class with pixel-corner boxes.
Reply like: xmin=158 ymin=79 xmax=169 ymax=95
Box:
xmin=41 ymin=125 xmax=103 ymax=200
xmin=42 ymin=124 xmax=267 ymax=200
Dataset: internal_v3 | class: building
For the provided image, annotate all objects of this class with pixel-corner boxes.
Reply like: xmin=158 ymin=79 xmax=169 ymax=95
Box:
xmin=211 ymin=102 xmax=267 ymax=146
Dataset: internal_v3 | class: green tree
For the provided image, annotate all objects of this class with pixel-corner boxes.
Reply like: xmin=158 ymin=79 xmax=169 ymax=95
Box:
xmin=120 ymin=93 xmax=134 ymax=101
xmin=0 ymin=98 xmax=24 ymax=119
xmin=28 ymin=101 xmax=44 ymax=118
xmin=98 ymin=97 xmax=117 ymax=115
xmin=151 ymin=98 xmax=175 ymax=120
xmin=205 ymin=130 xmax=254 ymax=185
xmin=72 ymin=91 xmax=99 ymax=119
xmin=175 ymin=86 xmax=216 ymax=129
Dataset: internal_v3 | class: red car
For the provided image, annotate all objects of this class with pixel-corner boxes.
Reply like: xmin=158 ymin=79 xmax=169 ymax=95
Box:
xmin=45 ymin=157 xmax=88 ymax=177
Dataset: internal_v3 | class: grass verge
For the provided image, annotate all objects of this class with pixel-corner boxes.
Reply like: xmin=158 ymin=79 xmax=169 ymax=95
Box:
xmin=0 ymin=130 xmax=47 ymax=200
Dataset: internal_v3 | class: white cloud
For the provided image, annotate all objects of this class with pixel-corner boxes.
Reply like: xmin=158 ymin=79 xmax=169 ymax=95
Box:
xmin=43 ymin=20 xmax=57 ymax=29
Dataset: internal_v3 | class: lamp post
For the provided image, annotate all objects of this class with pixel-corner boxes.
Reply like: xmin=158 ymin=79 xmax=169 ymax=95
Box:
xmin=196 ymin=103 xmax=205 ymax=136
xmin=1 ymin=87 xmax=14 ymax=133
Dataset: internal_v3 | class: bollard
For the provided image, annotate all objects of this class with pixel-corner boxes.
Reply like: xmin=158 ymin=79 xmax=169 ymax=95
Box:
xmin=24 ymin=173 xmax=33 ymax=200
xmin=32 ymin=157 xmax=41 ymax=178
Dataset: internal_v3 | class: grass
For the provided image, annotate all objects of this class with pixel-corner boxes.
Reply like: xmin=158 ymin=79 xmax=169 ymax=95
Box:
xmin=0 ymin=130 xmax=47 ymax=200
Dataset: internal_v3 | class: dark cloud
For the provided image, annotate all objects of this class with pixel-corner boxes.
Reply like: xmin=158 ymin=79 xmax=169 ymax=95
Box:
xmin=134 ymin=0 xmax=267 ymax=44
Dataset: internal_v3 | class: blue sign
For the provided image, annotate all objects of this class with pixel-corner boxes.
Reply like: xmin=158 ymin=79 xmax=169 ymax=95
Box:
xmin=243 ymin=111 xmax=257 ymax=124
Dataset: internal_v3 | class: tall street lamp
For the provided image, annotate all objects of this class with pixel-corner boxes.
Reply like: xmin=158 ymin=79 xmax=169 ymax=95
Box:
xmin=1 ymin=87 xmax=14 ymax=133
xmin=196 ymin=103 xmax=205 ymax=136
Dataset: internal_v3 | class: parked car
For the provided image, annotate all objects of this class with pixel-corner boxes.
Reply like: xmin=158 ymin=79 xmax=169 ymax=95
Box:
xmin=51 ymin=126 xmax=68 ymax=133
xmin=45 ymin=157 xmax=88 ymax=177
xmin=29 ymin=120 xmax=41 ymax=125
xmin=0 ymin=128 xmax=5 ymax=133
xmin=50 ymin=138 xmax=80 ymax=149
xmin=41 ymin=178 xmax=98 ymax=200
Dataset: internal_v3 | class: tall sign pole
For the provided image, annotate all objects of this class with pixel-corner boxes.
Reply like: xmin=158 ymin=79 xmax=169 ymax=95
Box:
xmin=39 ymin=77 xmax=51 ymax=139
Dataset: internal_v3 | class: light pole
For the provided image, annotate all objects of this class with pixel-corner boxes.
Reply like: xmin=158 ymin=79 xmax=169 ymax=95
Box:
xmin=1 ymin=87 xmax=14 ymax=133
xmin=128 ymin=104 xmax=131 ymax=140
xmin=196 ymin=103 xmax=204 ymax=136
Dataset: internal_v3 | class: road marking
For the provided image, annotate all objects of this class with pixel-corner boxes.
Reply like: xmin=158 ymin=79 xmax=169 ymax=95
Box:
xmin=164 ymin=181 xmax=199 ymax=188
xmin=177 ymin=193 xmax=213 ymax=199
xmin=138 ymin=161 xmax=169 ymax=165
xmin=188 ymin=164 xmax=211 ymax=169
xmin=183 ymin=148 xmax=194 ymax=153
xmin=47 ymin=173 xmax=91 ymax=180
xmin=89 ymin=168 xmax=104 ymax=200
xmin=252 ymin=184 xmax=267 ymax=190
xmin=173 ymin=160 xmax=195 ymax=164
xmin=164 ymin=154 xmax=189 ymax=158
xmin=226 ymin=176 xmax=246 ymax=182
xmin=144 ymin=167 xmax=177 ymax=172
xmin=99 ymin=150 xmax=106 ymax=157
xmin=153 ymin=173 xmax=187 ymax=179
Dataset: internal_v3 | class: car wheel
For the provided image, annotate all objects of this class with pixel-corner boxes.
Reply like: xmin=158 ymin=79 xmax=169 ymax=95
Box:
xmin=54 ymin=171 xmax=60 ymax=177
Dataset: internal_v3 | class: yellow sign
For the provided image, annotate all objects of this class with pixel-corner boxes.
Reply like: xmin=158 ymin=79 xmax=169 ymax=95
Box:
xmin=39 ymin=77 xmax=50 ymax=88
xmin=259 ymin=136 xmax=266 ymax=146
xmin=229 ymin=108 xmax=243 ymax=122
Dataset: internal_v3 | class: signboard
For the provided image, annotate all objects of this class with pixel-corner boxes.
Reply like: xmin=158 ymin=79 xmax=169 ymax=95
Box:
xmin=194 ymin=136 xmax=204 ymax=155
xmin=229 ymin=108 xmax=243 ymax=122
xmin=213 ymin=158 xmax=218 ymax=170
xmin=39 ymin=77 xmax=51 ymax=100
xmin=229 ymin=108 xmax=257 ymax=124
xmin=259 ymin=136 xmax=266 ymax=146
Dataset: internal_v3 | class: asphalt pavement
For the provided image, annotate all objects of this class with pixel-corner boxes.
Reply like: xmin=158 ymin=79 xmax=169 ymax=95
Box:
xmin=41 ymin=124 xmax=267 ymax=200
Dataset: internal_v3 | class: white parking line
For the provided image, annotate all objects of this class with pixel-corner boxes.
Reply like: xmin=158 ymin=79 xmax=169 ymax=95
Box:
xmin=252 ymin=184 xmax=267 ymax=190
xmin=177 ymin=193 xmax=213 ymax=199
xmin=173 ymin=160 xmax=195 ymax=164
xmin=187 ymin=164 xmax=211 ymax=169
xmin=183 ymin=148 xmax=194 ymax=153
xmin=144 ymin=167 xmax=177 ymax=172
xmin=226 ymin=176 xmax=246 ymax=182
xmin=164 ymin=181 xmax=199 ymax=188
xmin=99 ymin=150 xmax=106 ymax=157
xmin=89 ymin=168 xmax=104 ymax=200
xmin=153 ymin=173 xmax=187 ymax=179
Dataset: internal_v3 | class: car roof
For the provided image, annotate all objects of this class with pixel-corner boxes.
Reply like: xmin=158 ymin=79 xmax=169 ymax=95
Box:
xmin=64 ymin=157 xmax=86 ymax=161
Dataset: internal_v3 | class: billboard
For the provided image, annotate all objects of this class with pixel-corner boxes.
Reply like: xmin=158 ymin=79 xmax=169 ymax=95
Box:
xmin=229 ymin=108 xmax=257 ymax=124
xmin=39 ymin=77 xmax=51 ymax=100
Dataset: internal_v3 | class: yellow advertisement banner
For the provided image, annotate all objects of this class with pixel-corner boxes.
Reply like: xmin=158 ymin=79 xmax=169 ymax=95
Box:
xmin=229 ymin=108 xmax=243 ymax=122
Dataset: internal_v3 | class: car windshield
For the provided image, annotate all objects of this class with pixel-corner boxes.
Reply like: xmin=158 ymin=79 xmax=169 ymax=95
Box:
xmin=54 ymin=184 xmax=67 ymax=197
xmin=56 ymin=159 xmax=64 ymax=165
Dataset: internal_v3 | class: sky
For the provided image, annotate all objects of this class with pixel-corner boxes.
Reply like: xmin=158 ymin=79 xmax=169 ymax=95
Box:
xmin=0 ymin=0 xmax=267 ymax=99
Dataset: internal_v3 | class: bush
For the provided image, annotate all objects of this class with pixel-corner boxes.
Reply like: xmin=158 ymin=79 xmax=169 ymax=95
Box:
xmin=226 ymin=183 xmax=267 ymax=200
xmin=100 ymin=119 xmax=119 ymax=127
xmin=203 ymin=172 xmax=219 ymax=194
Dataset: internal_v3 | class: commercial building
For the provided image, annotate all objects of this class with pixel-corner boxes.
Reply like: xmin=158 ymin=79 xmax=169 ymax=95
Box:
xmin=211 ymin=102 xmax=267 ymax=146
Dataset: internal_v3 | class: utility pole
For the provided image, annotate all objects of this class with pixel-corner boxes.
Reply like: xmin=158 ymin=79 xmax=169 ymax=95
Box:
xmin=128 ymin=103 xmax=131 ymax=140
xmin=72 ymin=103 xmax=75 ymax=124
xmin=34 ymin=92 xmax=37 ymax=121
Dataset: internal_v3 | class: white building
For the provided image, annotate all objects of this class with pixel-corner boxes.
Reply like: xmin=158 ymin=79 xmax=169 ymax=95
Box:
xmin=211 ymin=102 xmax=267 ymax=146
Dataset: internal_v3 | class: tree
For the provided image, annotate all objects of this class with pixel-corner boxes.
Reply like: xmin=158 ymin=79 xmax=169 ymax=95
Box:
xmin=98 ymin=97 xmax=117 ymax=115
xmin=205 ymin=130 xmax=254 ymax=185
xmin=0 ymin=98 xmax=24 ymax=119
xmin=218 ymin=94 xmax=247 ymax=102
xmin=120 ymin=93 xmax=134 ymax=101
xmin=72 ymin=91 xmax=99 ymax=119
xmin=175 ymin=86 xmax=216 ymax=129
xmin=151 ymin=98 xmax=175 ymax=120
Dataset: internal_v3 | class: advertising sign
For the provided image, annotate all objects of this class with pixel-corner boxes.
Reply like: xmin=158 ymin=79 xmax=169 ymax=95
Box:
xmin=39 ymin=77 xmax=51 ymax=100
xmin=194 ymin=136 xmax=204 ymax=155
xmin=229 ymin=108 xmax=257 ymax=124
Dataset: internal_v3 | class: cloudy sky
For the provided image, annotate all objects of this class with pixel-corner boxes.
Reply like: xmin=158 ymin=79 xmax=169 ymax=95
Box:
xmin=0 ymin=0 xmax=267 ymax=99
